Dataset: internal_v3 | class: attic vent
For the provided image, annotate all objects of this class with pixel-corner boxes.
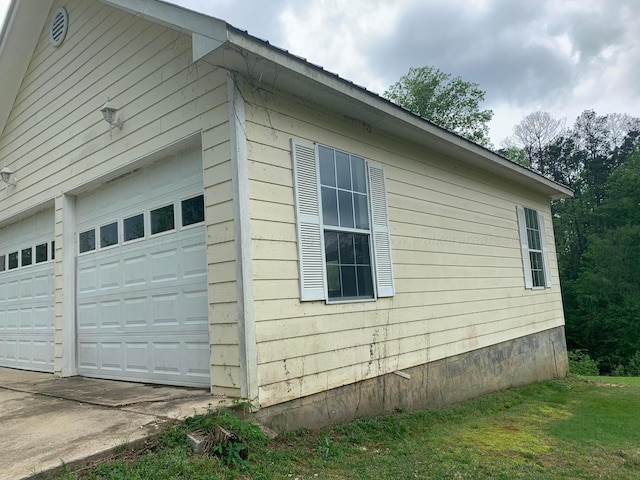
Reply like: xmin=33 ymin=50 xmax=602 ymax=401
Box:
xmin=50 ymin=8 xmax=68 ymax=47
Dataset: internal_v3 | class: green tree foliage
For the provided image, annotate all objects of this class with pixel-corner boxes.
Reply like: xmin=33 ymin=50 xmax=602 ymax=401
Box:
xmin=525 ymin=110 xmax=640 ymax=374
xmin=384 ymin=66 xmax=494 ymax=147
xmin=564 ymin=150 xmax=640 ymax=372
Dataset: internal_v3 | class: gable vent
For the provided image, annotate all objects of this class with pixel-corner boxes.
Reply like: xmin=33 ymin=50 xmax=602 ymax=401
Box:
xmin=50 ymin=8 xmax=68 ymax=47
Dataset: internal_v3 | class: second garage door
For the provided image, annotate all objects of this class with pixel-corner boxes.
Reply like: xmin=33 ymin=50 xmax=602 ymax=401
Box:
xmin=76 ymin=151 xmax=210 ymax=387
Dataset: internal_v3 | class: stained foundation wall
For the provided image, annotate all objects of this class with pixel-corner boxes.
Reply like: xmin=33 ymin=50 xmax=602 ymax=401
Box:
xmin=256 ymin=326 xmax=568 ymax=432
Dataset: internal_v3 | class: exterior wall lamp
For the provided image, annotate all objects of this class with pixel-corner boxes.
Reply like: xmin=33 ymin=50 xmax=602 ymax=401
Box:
xmin=0 ymin=167 xmax=16 ymax=186
xmin=100 ymin=98 xmax=123 ymax=137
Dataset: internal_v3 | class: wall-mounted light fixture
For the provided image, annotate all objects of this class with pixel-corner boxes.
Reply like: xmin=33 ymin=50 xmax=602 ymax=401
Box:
xmin=100 ymin=98 xmax=123 ymax=138
xmin=0 ymin=167 xmax=16 ymax=186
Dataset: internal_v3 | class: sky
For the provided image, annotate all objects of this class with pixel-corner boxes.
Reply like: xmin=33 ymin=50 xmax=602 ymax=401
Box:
xmin=1 ymin=0 xmax=639 ymax=147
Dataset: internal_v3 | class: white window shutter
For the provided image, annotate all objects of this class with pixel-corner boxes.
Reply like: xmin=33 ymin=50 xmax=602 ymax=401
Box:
xmin=368 ymin=162 xmax=394 ymax=297
xmin=292 ymin=139 xmax=326 ymax=301
xmin=516 ymin=206 xmax=533 ymax=289
xmin=538 ymin=211 xmax=552 ymax=288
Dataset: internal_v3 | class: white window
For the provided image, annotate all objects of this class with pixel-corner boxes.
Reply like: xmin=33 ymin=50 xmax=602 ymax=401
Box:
xmin=292 ymin=139 xmax=394 ymax=302
xmin=516 ymin=206 xmax=551 ymax=289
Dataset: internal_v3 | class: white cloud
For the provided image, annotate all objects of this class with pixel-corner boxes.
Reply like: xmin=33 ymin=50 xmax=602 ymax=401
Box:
xmin=278 ymin=0 xmax=403 ymax=95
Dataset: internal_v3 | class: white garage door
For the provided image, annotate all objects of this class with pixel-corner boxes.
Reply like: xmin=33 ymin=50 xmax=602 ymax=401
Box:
xmin=76 ymin=151 xmax=210 ymax=387
xmin=0 ymin=210 xmax=55 ymax=372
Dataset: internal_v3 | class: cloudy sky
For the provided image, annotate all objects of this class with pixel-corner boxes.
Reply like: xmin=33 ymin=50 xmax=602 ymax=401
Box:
xmin=1 ymin=0 xmax=639 ymax=146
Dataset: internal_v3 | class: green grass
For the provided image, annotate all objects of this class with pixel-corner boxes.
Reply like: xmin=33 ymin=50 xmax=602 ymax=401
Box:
xmin=49 ymin=376 xmax=640 ymax=480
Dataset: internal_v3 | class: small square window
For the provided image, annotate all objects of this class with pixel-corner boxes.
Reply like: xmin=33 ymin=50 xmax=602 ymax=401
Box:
xmin=124 ymin=214 xmax=145 ymax=242
xmin=79 ymin=229 xmax=96 ymax=253
xmin=150 ymin=204 xmax=175 ymax=234
xmin=182 ymin=195 xmax=205 ymax=226
xmin=0 ymin=255 xmax=5 ymax=272
xmin=100 ymin=222 xmax=118 ymax=248
xmin=8 ymin=252 xmax=18 ymax=269
xmin=36 ymin=243 xmax=48 ymax=263
xmin=21 ymin=248 xmax=32 ymax=267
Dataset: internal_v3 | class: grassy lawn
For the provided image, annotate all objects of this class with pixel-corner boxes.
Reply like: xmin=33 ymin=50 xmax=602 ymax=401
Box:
xmin=50 ymin=376 xmax=640 ymax=479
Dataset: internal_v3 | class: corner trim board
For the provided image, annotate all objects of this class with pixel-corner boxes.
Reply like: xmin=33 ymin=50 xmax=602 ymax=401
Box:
xmin=227 ymin=72 xmax=258 ymax=402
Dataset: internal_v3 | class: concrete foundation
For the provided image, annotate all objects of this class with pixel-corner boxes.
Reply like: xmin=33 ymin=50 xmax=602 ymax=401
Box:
xmin=256 ymin=326 xmax=568 ymax=432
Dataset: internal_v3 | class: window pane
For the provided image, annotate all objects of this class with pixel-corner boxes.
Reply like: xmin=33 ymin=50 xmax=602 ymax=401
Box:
xmin=321 ymin=186 xmax=339 ymax=226
xmin=325 ymin=232 xmax=373 ymax=301
xmin=100 ymin=222 xmax=118 ymax=248
xmin=354 ymin=235 xmax=371 ymax=264
xmin=325 ymin=231 xmax=339 ymax=264
xmin=51 ymin=241 xmax=55 ymax=260
xmin=182 ymin=195 xmax=205 ymax=226
xmin=0 ymin=255 xmax=4 ymax=272
xmin=150 ymin=204 xmax=175 ymax=234
xmin=79 ymin=230 xmax=96 ymax=253
xmin=357 ymin=265 xmax=374 ymax=298
xmin=338 ymin=190 xmax=354 ymax=228
xmin=35 ymin=243 xmax=48 ymax=263
xmin=124 ymin=214 xmax=145 ymax=242
xmin=525 ymin=208 xmax=539 ymax=230
xmin=530 ymin=252 xmax=545 ymax=287
xmin=336 ymin=151 xmax=352 ymax=190
xmin=351 ymin=156 xmax=367 ymax=193
xmin=341 ymin=266 xmax=357 ymax=298
xmin=21 ymin=248 xmax=32 ymax=266
xmin=354 ymin=193 xmax=369 ymax=229
xmin=338 ymin=233 xmax=355 ymax=264
xmin=8 ymin=252 xmax=18 ymax=269
xmin=527 ymin=229 xmax=540 ymax=251
xmin=327 ymin=264 xmax=341 ymax=298
xmin=319 ymin=146 xmax=336 ymax=187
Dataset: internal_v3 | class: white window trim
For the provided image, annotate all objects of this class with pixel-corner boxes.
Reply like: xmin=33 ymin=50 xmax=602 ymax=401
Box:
xmin=516 ymin=205 xmax=552 ymax=289
xmin=292 ymin=138 xmax=395 ymax=302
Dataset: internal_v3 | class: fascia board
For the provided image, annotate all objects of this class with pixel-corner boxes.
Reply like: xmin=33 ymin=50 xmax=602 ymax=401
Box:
xmin=99 ymin=0 xmax=228 ymax=61
xmin=0 ymin=0 xmax=53 ymax=138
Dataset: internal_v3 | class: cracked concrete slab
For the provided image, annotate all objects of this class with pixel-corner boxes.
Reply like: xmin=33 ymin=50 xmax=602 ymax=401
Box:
xmin=0 ymin=367 xmax=225 ymax=479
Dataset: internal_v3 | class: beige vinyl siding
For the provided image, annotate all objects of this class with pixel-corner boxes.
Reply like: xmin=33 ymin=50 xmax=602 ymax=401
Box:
xmin=243 ymin=86 xmax=564 ymax=407
xmin=0 ymin=1 xmax=239 ymax=395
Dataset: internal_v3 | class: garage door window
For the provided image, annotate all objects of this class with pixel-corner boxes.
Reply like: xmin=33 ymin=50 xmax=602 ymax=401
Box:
xmin=0 ymin=255 xmax=4 ymax=272
xmin=36 ymin=243 xmax=48 ymax=263
xmin=79 ymin=229 xmax=96 ymax=253
xmin=150 ymin=204 xmax=175 ymax=234
xmin=100 ymin=222 xmax=118 ymax=248
xmin=181 ymin=195 xmax=204 ymax=227
xmin=8 ymin=252 xmax=18 ymax=269
xmin=22 ymin=248 xmax=33 ymax=266
xmin=124 ymin=214 xmax=144 ymax=242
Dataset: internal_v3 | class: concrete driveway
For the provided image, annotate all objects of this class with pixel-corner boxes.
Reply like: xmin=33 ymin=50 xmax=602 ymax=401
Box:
xmin=0 ymin=367 xmax=223 ymax=479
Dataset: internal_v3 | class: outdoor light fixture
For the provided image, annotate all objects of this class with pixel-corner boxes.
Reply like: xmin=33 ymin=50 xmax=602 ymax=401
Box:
xmin=0 ymin=167 xmax=16 ymax=186
xmin=100 ymin=98 xmax=123 ymax=137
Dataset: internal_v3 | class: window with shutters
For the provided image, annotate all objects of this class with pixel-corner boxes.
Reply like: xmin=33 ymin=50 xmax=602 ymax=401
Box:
xmin=292 ymin=139 xmax=394 ymax=302
xmin=516 ymin=206 xmax=552 ymax=289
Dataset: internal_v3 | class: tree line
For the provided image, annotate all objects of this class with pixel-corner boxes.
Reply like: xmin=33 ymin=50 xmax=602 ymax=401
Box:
xmin=502 ymin=110 xmax=640 ymax=374
xmin=386 ymin=66 xmax=640 ymax=374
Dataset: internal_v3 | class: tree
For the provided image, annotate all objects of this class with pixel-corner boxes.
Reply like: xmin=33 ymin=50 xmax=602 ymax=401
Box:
xmin=502 ymin=111 xmax=565 ymax=177
xmin=384 ymin=66 xmax=494 ymax=147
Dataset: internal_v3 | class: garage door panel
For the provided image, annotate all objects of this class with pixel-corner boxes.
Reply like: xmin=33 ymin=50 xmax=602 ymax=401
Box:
xmin=78 ymin=265 xmax=98 ymax=293
xmin=99 ymin=261 xmax=121 ymax=290
xmin=78 ymin=336 xmax=210 ymax=387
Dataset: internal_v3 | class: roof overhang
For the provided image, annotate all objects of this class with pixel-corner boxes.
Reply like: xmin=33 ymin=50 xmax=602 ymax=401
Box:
xmin=0 ymin=0 xmax=572 ymax=200
xmin=0 ymin=0 xmax=54 ymax=138
xmin=206 ymin=27 xmax=573 ymax=200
